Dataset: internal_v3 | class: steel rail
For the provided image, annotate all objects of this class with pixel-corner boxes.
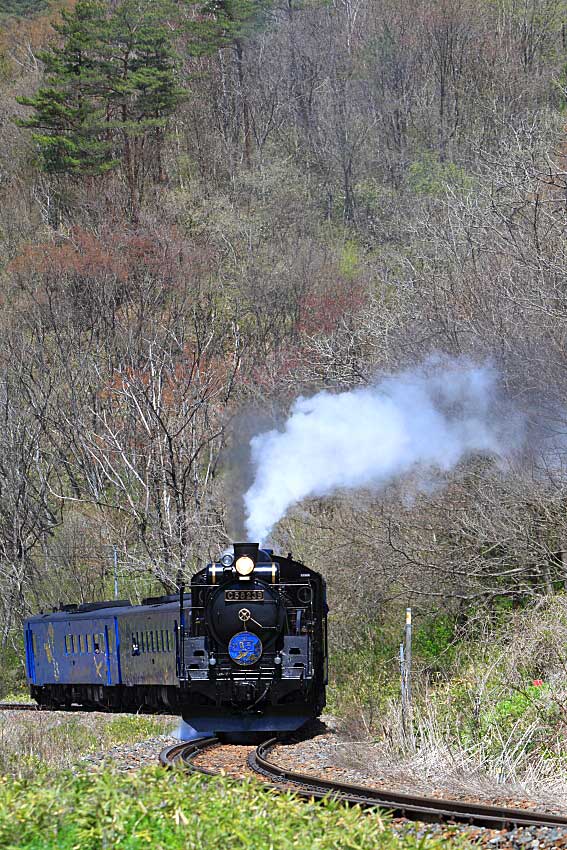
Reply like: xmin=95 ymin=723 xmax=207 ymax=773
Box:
xmin=159 ymin=737 xmax=219 ymax=769
xmin=0 ymin=702 xmax=39 ymax=711
xmin=248 ymin=737 xmax=567 ymax=830
xmin=158 ymin=735 xmax=567 ymax=830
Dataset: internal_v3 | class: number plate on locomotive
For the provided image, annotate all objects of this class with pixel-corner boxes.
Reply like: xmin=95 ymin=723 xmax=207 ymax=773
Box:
xmin=225 ymin=590 xmax=264 ymax=602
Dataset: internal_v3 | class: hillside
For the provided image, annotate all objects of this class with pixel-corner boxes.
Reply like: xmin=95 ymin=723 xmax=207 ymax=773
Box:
xmin=1 ymin=0 xmax=567 ymax=803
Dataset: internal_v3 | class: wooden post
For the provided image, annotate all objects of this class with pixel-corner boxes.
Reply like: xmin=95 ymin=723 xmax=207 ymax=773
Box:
xmin=405 ymin=607 xmax=412 ymax=708
xmin=400 ymin=641 xmax=406 ymax=733
xmin=400 ymin=608 xmax=412 ymax=742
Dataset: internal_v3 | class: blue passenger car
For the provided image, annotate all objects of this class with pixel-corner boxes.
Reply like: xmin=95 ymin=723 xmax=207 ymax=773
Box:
xmin=25 ymin=597 xmax=188 ymax=714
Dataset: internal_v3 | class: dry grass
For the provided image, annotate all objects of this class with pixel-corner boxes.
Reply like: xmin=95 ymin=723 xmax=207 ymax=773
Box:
xmin=333 ymin=596 xmax=567 ymax=812
xmin=0 ymin=709 xmax=177 ymax=776
xmin=335 ymin=710 xmax=567 ymax=812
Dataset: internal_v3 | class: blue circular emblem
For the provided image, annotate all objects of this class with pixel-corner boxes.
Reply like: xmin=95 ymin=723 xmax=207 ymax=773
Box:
xmin=228 ymin=631 xmax=263 ymax=666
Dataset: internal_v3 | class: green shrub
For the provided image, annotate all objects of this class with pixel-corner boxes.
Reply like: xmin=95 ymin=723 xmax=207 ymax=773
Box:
xmin=0 ymin=0 xmax=47 ymax=17
xmin=0 ymin=640 xmax=26 ymax=700
xmin=414 ymin=614 xmax=456 ymax=671
xmin=407 ymin=154 xmax=473 ymax=196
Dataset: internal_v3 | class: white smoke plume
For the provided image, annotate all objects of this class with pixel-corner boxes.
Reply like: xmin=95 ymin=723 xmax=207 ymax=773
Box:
xmin=244 ymin=357 xmax=524 ymax=543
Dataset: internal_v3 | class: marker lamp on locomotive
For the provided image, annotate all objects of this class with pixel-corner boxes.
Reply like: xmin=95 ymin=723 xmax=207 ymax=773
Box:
xmin=221 ymin=553 xmax=234 ymax=567
xmin=235 ymin=555 xmax=255 ymax=577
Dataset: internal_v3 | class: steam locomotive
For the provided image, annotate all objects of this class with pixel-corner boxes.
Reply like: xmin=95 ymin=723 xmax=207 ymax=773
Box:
xmin=24 ymin=543 xmax=328 ymax=734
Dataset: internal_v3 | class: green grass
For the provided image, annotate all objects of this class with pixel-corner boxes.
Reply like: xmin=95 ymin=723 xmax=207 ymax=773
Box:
xmin=101 ymin=714 xmax=171 ymax=744
xmin=0 ymin=767 xmax=471 ymax=850
xmin=327 ymin=612 xmax=460 ymax=727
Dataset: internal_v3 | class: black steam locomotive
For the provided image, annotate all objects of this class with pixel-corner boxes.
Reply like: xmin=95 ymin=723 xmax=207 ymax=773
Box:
xmin=24 ymin=543 xmax=328 ymax=734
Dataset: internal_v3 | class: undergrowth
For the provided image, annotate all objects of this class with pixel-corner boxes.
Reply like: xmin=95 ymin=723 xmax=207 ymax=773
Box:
xmin=329 ymin=595 xmax=567 ymax=798
xmin=0 ymin=767 xmax=471 ymax=850
xmin=0 ymin=712 xmax=172 ymax=776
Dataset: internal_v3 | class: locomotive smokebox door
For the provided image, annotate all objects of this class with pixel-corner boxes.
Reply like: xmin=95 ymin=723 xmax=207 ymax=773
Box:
xmin=206 ymin=580 xmax=284 ymax=648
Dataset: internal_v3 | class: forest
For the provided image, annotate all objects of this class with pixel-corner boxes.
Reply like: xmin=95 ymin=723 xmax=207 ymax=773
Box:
xmin=2 ymin=0 xmax=567 ymax=780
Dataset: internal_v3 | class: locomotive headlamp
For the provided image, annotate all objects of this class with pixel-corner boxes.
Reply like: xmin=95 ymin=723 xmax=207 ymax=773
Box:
xmin=235 ymin=555 xmax=255 ymax=577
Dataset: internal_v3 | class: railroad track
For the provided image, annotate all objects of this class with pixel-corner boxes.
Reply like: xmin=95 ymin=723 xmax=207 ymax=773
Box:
xmin=160 ymin=736 xmax=567 ymax=831
xmin=0 ymin=702 xmax=39 ymax=711
xmin=160 ymin=737 xmax=220 ymax=772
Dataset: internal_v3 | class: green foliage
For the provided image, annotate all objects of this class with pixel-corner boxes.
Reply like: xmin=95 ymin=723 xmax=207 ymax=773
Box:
xmin=0 ymin=640 xmax=26 ymax=699
xmin=329 ymin=613 xmax=462 ymax=723
xmin=16 ymin=0 xmax=184 ymax=189
xmin=338 ymin=239 xmax=361 ymax=280
xmin=184 ymin=0 xmax=274 ymax=55
xmin=407 ymin=153 xmax=473 ymax=196
xmin=0 ymin=766 xmax=465 ymax=850
xmin=327 ymin=622 xmax=400 ymax=722
xmin=0 ymin=692 xmax=30 ymax=703
xmin=0 ymin=0 xmax=47 ymax=17
xmin=457 ymin=683 xmax=560 ymax=759
xmin=414 ymin=614 xmax=456 ymax=671
xmin=488 ymin=687 xmax=540 ymax=727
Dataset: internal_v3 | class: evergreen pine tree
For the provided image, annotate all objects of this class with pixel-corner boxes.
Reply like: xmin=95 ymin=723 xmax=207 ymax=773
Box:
xmin=185 ymin=0 xmax=271 ymax=54
xmin=17 ymin=1 xmax=111 ymax=175
xmin=17 ymin=0 xmax=184 ymax=218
